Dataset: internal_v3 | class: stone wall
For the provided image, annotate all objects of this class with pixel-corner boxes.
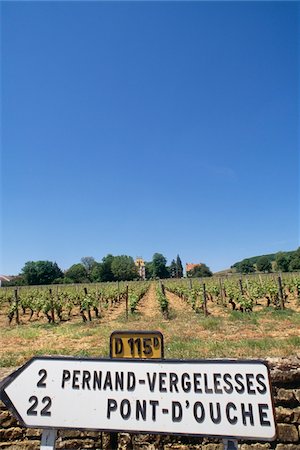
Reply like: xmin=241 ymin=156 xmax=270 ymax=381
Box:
xmin=0 ymin=357 xmax=299 ymax=449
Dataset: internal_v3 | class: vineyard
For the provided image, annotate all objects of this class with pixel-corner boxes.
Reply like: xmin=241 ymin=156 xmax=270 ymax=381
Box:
xmin=0 ymin=274 xmax=300 ymax=367
xmin=0 ymin=281 xmax=150 ymax=325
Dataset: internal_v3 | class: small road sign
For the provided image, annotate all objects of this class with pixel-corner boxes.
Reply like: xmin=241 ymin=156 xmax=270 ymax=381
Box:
xmin=110 ymin=330 xmax=164 ymax=359
xmin=0 ymin=357 xmax=276 ymax=441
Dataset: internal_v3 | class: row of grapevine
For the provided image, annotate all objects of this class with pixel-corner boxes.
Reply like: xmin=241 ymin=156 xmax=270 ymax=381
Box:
xmin=163 ymin=273 xmax=300 ymax=315
xmin=128 ymin=283 xmax=150 ymax=313
xmin=0 ymin=281 xmax=150 ymax=325
xmin=156 ymin=282 xmax=169 ymax=318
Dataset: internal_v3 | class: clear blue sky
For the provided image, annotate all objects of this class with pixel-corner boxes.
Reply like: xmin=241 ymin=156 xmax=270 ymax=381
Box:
xmin=1 ymin=1 xmax=299 ymax=275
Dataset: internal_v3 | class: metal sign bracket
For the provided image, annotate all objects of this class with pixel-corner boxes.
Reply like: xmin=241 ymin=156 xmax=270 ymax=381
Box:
xmin=41 ymin=429 xmax=57 ymax=450
xmin=223 ymin=439 xmax=238 ymax=449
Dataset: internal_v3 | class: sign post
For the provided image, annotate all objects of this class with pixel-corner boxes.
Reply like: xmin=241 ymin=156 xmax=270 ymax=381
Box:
xmin=40 ymin=429 xmax=57 ymax=450
xmin=0 ymin=356 xmax=276 ymax=443
xmin=223 ymin=438 xmax=238 ymax=450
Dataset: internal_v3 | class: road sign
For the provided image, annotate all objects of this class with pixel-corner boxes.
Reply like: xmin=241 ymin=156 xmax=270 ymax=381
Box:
xmin=110 ymin=330 xmax=164 ymax=359
xmin=0 ymin=357 xmax=276 ymax=441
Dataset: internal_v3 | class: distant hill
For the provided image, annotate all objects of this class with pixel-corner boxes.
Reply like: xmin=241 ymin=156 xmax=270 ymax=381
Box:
xmin=231 ymin=248 xmax=300 ymax=273
xmin=231 ymin=251 xmax=295 ymax=269
xmin=213 ymin=268 xmax=236 ymax=276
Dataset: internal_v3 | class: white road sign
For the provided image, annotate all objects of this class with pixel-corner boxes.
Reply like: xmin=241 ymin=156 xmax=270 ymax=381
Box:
xmin=0 ymin=357 xmax=276 ymax=440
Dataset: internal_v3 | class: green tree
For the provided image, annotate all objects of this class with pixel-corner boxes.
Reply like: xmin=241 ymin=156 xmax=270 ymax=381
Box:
xmin=65 ymin=264 xmax=89 ymax=283
xmin=187 ymin=264 xmax=212 ymax=278
xmin=100 ymin=254 xmax=115 ymax=282
xmin=145 ymin=262 xmax=154 ymax=279
xmin=256 ymin=256 xmax=272 ymax=273
xmin=289 ymin=248 xmax=300 ymax=271
xmin=176 ymin=255 xmax=183 ymax=278
xmin=90 ymin=262 xmax=104 ymax=282
xmin=237 ymin=259 xmax=255 ymax=274
xmin=151 ymin=253 xmax=169 ymax=279
xmin=80 ymin=256 xmax=97 ymax=281
xmin=111 ymin=255 xmax=138 ymax=281
xmin=169 ymin=259 xmax=177 ymax=278
xmin=21 ymin=261 xmax=63 ymax=285
xmin=275 ymin=252 xmax=290 ymax=272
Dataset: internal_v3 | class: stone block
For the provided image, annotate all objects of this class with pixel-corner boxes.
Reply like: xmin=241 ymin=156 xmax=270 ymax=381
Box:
xmin=275 ymin=445 xmax=300 ymax=450
xmin=275 ymin=389 xmax=295 ymax=404
xmin=0 ymin=410 xmax=18 ymax=428
xmin=0 ymin=442 xmax=40 ymax=450
xmin=276 ymin=423 xmax=299 ymax=442
xmin=295 ymin=390 xmax=300 ymax=404
xmin=56 ymin=438 xmax=96 ymax=449
xmin=292 ymin=407 xmax=300 ymax=424
xmin=133 ymin=445 xmax=156 ymax=450
xmin=25 ymin=428 xmax=41 ymax=437
xmin=268 ymin=357 xmax=300 ymax=385
xmin=201 ymin=445 xmax=223 ymax=450
xmin=0 ymin=426 xmax=24 ymax=440
xmin=82 ymin=431 xmax=100 ymax=438
xmin=276 ymin=406 xmax=294 ymax=423
xmin=240 ymin=444 xmax=270 ymax=450
xmin=58 ymin=429 xmax=83 ymax=438
xmin=274 ymin=406 xmax=300 ymax=424
xmin=102 ymin=432 xmax=115 ymax=449
xmin=164 ymin=446 xmax=189 ymax=450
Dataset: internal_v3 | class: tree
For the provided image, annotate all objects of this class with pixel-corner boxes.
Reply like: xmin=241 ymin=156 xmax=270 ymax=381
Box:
xmin=90 ymin=262 xmax=104 ymax=282
xmin=176 ymin=255 xmax=183 ymax=278
xmin=21 ymin=261 xmax=63 ymax=285
xmin=64 ymin=264 xmax=89 ymax=283
xmin=145 ymin=262 xmax=154 ymax=279
xmin=275 ymin=252 xmax=290 ymax=272
xmin=289 ymin=248 xmax=300 ymax=271
xmin=169 ymin=260 xmax=177 ymax=278
xmin=81 ymin=257 xmax=96 ymax=272
xmin=100 ymin=254 xmax=115 ymax=282
xmin=237 ymin=259 xmax=255 ymax=274
xmin=187 ymin=264 xmax=212 ymax=278
xmin=151 ymin=253 xmax=169 ymax=279
xmin=111 ymin=255 xmax=137 ymax=281
xmin=256 ymin=256 xmax=272 ymax=273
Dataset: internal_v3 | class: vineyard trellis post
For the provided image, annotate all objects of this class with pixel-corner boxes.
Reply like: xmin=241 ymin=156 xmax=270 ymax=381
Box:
xmin=125 ymin=284 xmax=129 ymax=320
xmin=84 ymin=287 xmax=92 ymax=321
xmin=239 ymin=278 xmax=244 ymax=296
xmin=49 ymin=289 xmax=55 ymax=323
xmin=277 ymin=275 xmax=285 ymax=310
xmin=219 ymin=278 xmax=225 ymax=305
xmin=14 ymin=289 xmax=20 ymax=325
xmin=202 ymin=283 xmax=208 ymax=317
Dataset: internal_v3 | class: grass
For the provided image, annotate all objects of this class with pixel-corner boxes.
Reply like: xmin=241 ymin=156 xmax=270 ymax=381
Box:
xmin=0 ymin=353 xmax=19 ymax=367
xmin=200 ymin=316 xmax=223 ymax=331
xmin=228 ymin=310 xmax=259 ymax=325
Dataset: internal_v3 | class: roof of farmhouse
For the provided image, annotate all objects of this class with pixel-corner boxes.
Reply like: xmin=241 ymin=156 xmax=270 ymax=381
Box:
xmin=185 ymin=263 xmax=202 ymax=272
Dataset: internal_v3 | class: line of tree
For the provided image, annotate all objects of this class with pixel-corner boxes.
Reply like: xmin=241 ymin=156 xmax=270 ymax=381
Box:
xmin=2 ymin=253 xmax=191 ymax=286
xmin=232 ymin=248 xmax=300 ymax=274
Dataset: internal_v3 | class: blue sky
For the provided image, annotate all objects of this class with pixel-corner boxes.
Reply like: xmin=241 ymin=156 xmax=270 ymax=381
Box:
xmin=1 ymin=1 xmax=299 ymax=275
